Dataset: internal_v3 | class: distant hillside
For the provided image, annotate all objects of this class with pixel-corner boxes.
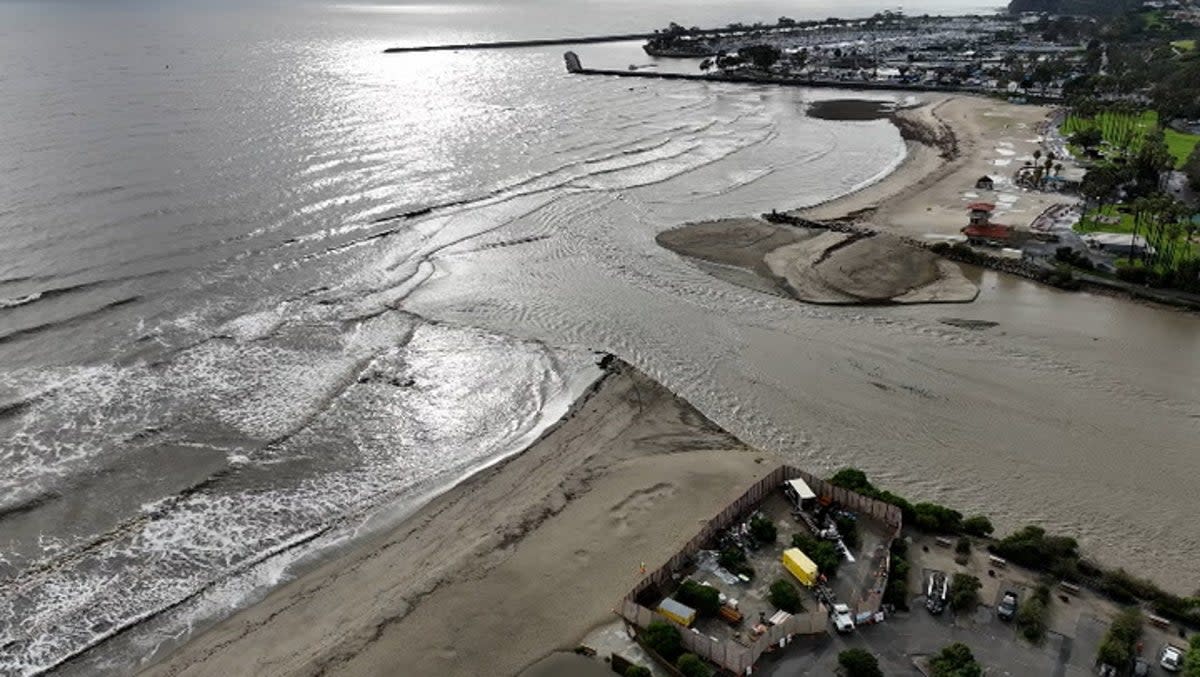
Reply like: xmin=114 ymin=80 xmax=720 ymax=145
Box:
xmin=1007 ymin=0 xmax=1143 ymax=15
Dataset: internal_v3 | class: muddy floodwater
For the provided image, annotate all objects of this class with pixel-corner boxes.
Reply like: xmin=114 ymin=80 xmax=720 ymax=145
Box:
xmin=2 ymin=1 xmax=1199 ymax=672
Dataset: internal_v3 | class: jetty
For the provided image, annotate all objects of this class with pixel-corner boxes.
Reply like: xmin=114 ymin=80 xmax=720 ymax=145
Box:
xmin=383 ymin=33 xmax=654 ymax=54
xmin=561 ymin=52 xmax=990 ymax=96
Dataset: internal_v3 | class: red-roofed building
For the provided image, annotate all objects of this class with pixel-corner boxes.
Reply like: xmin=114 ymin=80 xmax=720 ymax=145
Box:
xmin=967 ymin=202 xmax=995 ymax=227
xmin=962 ymin=203 xmax=1026 ymax=246
xmin=963 ymin=223 xmax=1015 ymax=244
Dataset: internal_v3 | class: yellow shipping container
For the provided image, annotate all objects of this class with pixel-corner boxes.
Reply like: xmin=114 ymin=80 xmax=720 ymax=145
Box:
xmin=656 ymin=597 xmax=697 ymax=627
xmin=782 ymin=547 xmax=818 ymax=587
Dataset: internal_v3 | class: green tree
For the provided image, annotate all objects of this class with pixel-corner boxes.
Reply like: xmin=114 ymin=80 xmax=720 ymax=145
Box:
xmin=792 ymin=533 xmax=840 ymax=576
xmin=1096 ymin=607 xmax=1143 ymax=668
xmin=642 ymin=621 xmax=682 ymax=662
xmin=830 ymin=468 xmax=872 ymax=492
xmin=949 ymin=573 xmax=982 ymax=612
xmin=1184 ymin=143 xmax=1200 ymax=191
xmin=750 ymin=514 xmax=777 ymax=544
xmin=624 ymin=666 xmax=652 ymax=677
xmin=676 ymin=580 xmax=721 ymax=616
xmin=769 ymin=579 xmax=804 ymax=613
xmin=1181 ymin=634 xmax=1200 ymax=677
xmin=741 ymin=44 xmax=781 ymax=70
xmin=962 ymin=515 xmax=994 ymax=537
xmin=1070 ymin=127 xmax=1104 ymax=151
xmin=676 ymin=653 xmax=712 ymax=677
xmin=930 ymin=642 xmax=982 ymax=677
xmin=991 ymin=525 xmax=1079 ymax=577
xmin=913 ymin=502 xmax=963 ymax=533
xmin=1017 ymin=597 xmax=1049 ymax=643
xmin=836 ymin=514 xmax=860 ymax=550
xmin=838 ymin=648 xmax=884 ymax=677
xmin=1080 ymin=165 xmax=1122 ymax=216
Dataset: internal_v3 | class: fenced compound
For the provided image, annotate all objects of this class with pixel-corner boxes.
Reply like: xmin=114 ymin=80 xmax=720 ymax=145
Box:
xmin=617 ymin=465 xmax=902 ymax=674
xmin=620 ymin=598 xmax=825 ymax=675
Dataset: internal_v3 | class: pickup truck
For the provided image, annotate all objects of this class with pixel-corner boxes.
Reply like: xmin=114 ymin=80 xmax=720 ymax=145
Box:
xmin=1161 ymin=644 xmax=1185 ymax=672
xmin=831 ymin=603 xmax=855 ymax=633
xmin=997 ymin=591 xmax=1018 ymax=621
xmin=925 ymin=571 xmax=948 ymax=615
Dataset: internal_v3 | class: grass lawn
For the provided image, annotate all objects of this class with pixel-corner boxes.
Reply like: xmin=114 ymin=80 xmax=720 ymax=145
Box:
xmin=1062 ymin=110 xmax=1200 ymax=168
xmin=1171 ymin=39 xmax=1197 ymax=52
xmin=1076 ymin=206 xmax=1200 ymax=269
xmin=1076 ymin=205 xmax=1136 ymax=234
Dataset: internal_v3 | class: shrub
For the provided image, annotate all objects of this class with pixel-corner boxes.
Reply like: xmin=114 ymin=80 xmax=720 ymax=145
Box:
xmin=930 ymin=241 xmax=952 ymax=254
xmin=676 ymin=653 xmax=712 ymax=677
xmin=1017 ymin=596 xmax=1048 ymax=643
xmin=949 ymin=573 xmax=982 ymax=612
xmin=962 ymin=515 xmax=994 ymax=537
xmin=642 ymin=621 xmax=682 ymax=662
xmin=930 ymin=642 xmax=982 ymax=677
xmin=838 ymin=648 xmax=884 ymax=677
xmin=1045 ymin=264 xmax=1082 ymax=290
xmin=625 ymin=666 xmax=652 ymax=677
xmin=884 ymin=539 xmax=911 ymax=610
xmin=769 ymin=579 xmax=804 ymax=613
xmin=830 ymin=468 xmax=872 ymax=492
xmin=719 ymin=547 xmax=755 ymax=579
xmin=991 ymin=526 xmax=1079 ymax=576
xmin=676 ymin=580 xmax=721 ymax=617
xmin=792 ymin=533 xmax=840 ymax=577
xmin=955 ymin=537 xmax=971 ymax=556
xmin=1033 ymin=583 xmax=1052 ymax=605
xmin=1099 ymin=568 xmax=1160 ymax=605
xmin=913 ymin=502 xmax=963 ymax=533
xmin=827 ymin=467 xmax=915 ymax=523
xmin=1116 ymin=264 xmax=1149 ymax=284
xmin=749 ymin=514 xmax=777 ymax=545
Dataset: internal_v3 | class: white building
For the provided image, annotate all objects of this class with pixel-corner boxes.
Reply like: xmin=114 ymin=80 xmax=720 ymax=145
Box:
xmin=1084 ymin=232 xmax=1156 ymax=258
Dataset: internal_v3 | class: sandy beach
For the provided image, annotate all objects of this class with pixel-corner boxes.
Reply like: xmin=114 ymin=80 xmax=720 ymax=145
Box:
xmin=657 ymin=220 xmax=978 ymax=305
xmin=797 ymin=95 xmax=1074 ymax=234
xmin=140 ymin=360 xmax=777 ymax=677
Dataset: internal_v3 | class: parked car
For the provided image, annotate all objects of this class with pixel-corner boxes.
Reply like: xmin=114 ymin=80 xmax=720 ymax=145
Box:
xmin=831 ymin=603 xmax=855 ymax=633
xmin=1133 ymin=657 xmax=1150 ymax=676
xmin=1161 ymin=644 xmax=1185 ymax=672
xmin=997 ymin=591 xmax=1018 ymax=621
xmin=925 ymin=571 xmax=948 ymax=615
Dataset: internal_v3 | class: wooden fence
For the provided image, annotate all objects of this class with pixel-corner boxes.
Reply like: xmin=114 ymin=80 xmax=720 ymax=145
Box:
xmin=618 ymin=465 xmax=902 ymax=674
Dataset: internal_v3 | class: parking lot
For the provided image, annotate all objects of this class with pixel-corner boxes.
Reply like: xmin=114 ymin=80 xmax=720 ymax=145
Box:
xmin=756 ymin=597 xmax=1103 ymax=676
xmin=756 ymin=532 xmax=1188 ymax=677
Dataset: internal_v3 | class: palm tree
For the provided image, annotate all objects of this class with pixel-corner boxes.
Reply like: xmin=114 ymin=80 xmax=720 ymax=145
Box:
xmin=1130 ymin=197 xmax=1148 ymax=266
xmin=1054 ymin=162 xmax=1064 ymax=177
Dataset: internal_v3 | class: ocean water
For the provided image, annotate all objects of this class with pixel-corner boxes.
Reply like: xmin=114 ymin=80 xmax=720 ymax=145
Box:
xmin=2 ymin=1 xmax=1199 ymax=675
xmin=0 ymin=1 xmax=919 ymax=673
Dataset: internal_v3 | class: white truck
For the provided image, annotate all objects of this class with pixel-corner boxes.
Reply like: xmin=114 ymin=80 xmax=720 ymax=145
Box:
xmin=831 ymin=603 xmax=855 ymax=633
